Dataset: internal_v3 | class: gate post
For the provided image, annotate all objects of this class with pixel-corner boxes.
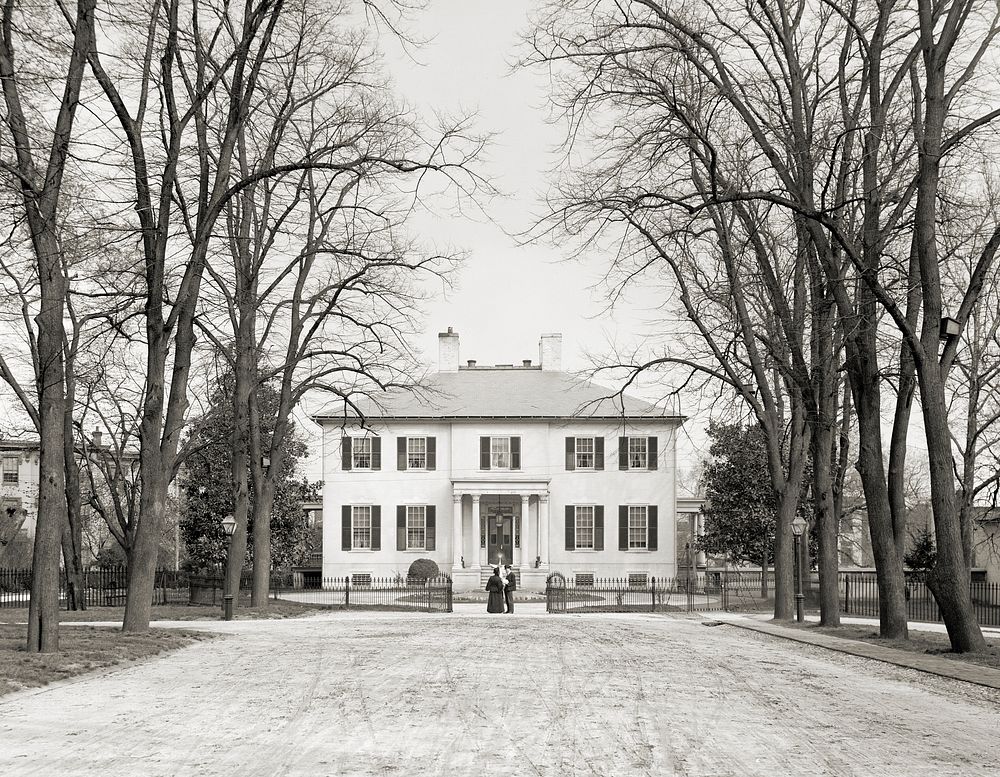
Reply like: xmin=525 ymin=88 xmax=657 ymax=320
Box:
xmin=345 ymin=575 xmax=350 ymax=609
xmin=448 ymin=576 xmax=453 ymax=613
xmin=651 ymin=576 xmax=656 ymax=612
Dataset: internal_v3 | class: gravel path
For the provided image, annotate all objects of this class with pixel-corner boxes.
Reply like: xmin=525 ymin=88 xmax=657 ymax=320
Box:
xmin=2 ymin=610 xmax=999 ymax=776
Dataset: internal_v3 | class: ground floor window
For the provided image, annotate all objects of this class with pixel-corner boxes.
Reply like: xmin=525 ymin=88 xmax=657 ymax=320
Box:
xmin=628 ymin=506 xmax=648 ymax=549
xmin=575 ymin=506 xmax=595 ymax=550
xmin=406 ymin=505 xmax=426 ymax=550
xmin=352 ymin=506 xmax=372 ymax=549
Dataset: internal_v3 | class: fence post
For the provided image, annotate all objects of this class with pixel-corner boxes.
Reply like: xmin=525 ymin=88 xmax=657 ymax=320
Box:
xmin=650 ymin=576 xmax=656 ymax=612
xmin=447 ymin=577 xmax=453 ymax=613
xmin=844 ymin=575 xmax=850 ymax=614
xmin=344 ymin=576 xmax=350 ymax=609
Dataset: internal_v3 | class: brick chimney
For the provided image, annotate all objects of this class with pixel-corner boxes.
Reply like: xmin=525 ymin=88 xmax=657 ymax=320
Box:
xmin=438 ymin=327 xmax=460 ymax=372
xmin=538 ymin=333 xmax=562 ymax=372
xmin=92 ymin=429 xmax=103 ymax=448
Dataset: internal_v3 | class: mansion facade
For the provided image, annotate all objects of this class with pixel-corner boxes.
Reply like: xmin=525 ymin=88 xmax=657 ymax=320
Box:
xmin=315 ymin=330 xmax=700 ymax=591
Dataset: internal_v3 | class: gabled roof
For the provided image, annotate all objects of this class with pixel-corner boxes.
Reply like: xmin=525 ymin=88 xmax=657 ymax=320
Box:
xmin=311 ymin=367 xmax=683 ymax=423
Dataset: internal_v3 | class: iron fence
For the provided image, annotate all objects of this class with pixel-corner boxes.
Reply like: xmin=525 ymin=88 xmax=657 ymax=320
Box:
xmin=0 ymin=566 xmax=190 ymax=609
xmin=272 ymin=575 xmax=453 ymax=613
xmin=840 ymin=574 xmax=1000 ymax=627
xmin=545 ymin=572 xmax=742 ymax=614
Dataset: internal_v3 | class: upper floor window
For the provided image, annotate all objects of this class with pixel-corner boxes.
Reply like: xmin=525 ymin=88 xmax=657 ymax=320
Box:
xmin=396 ymin=436 xmax=436 ymax=471
xmin=341 ymin=436 xmax=381 ymax=471
xmin=480 ymin=436 xmax=520 ymax=471
xmin=618 ymin=436 xmax=658 ymax=471
xmin=565 ymin=436 xmax=604 ymax=470
xmin=565 ymin=504 xmax=605 ymax=551
xmin=1 ymin=456 xmax=18 ymax=484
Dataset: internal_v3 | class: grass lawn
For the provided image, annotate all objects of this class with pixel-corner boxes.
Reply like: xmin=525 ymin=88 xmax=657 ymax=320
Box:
xmin=0 ymin=624 xmax=211 ymax=697
xmin=0 ymin=598 xmax=335 ymax=625
xmin=787 ymin=621 xmax=1000 ymax=670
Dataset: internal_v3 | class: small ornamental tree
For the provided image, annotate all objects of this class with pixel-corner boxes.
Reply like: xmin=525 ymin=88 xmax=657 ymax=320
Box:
xmin=407 ymin=558 xmax=439 ymax=583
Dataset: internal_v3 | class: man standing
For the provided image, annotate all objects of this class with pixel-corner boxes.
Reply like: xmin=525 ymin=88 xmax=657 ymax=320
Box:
xmin=503 ymin=564 xmax=516 ymax=614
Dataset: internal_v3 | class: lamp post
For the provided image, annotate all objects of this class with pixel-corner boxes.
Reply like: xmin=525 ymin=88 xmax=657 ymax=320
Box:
xmin=221 ymin=513 xmax=237 ymax=621
xmin=791 ymin=515 xmax=807 ymax=623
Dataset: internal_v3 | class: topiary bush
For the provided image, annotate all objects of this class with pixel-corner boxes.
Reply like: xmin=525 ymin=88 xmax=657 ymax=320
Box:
xmin=407 ymin=558 xmax=440 ymax=583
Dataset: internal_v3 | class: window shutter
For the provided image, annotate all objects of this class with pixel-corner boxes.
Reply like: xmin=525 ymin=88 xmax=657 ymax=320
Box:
xmin=647 ymin=436 xmax=658 ymax=470
xmin=510 ymin=436 xmax=521 ymax=470
xmin=427 ymin=437 xmax=436 ymax=471
xmin=397 ymin=437 xmax=407 ymax=471
xmin=565 ymin=506 xmax=575 ymax=550
xmin=371 ymin=506 xmax=381 ymax=551
xmin=618 ymin=506 xmax=628 ymax=550
xmin=618 ymin=437 xmax=628 ymax=470
xmin=371 ymin=437 xmax=381 ymax=471
xmin=342 ymin=506 xmax=351 ymax=550
xmin=396 ymin=506 xmax=406 ymax=551
xmin=595 ymin=437 xmax=604 ymax=470
xmin=426 ymin=506 xmax=436 ymax=550
xmin=565 ymin=437 xmax=575 ymax=470
xmin=480 ymin=436 xmax=491 ymax=470
xmin=594 ymin=506 xmax=604 ymax=551
xmin=342 ymin=437 xmax=352 ymax=471
xmin=648 ymin=506 xmax=658 ymax=550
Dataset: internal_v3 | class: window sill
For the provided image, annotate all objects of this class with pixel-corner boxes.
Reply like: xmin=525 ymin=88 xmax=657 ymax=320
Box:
xmin=348 ymin=549 xmax=377 ymax=553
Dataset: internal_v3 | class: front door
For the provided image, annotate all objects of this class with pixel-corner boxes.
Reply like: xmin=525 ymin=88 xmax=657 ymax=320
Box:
xmin=484 ymin=496 xmax=516 ymax=566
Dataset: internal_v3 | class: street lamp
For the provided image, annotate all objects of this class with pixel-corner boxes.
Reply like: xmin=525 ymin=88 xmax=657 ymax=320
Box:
xmin=220 ymin=513 xmax=237 ymax=621
xmin=790 ymin=515 xmax=807 ymax=623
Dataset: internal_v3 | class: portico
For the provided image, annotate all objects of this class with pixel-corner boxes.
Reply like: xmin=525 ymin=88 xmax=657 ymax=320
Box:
xmin=451 ymin=479 xmax=550 ymax=592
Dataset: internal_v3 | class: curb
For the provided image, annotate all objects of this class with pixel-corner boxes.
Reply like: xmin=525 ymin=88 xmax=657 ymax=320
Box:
xmin=714 ymin=616 xmax=1000 ymax=691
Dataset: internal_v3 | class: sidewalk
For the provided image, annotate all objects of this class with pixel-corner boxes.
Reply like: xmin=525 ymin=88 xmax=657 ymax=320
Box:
xmin=712 ymin=612 xmax=1000 ymax=690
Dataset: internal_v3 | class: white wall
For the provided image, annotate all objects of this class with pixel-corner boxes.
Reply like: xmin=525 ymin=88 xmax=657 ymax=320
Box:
xmin=321 ymin=419 xmax=681 ymax=585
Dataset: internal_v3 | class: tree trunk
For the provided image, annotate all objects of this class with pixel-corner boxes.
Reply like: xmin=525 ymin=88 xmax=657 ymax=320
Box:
xmin=61 ymin=397 xmax=86 ymax=611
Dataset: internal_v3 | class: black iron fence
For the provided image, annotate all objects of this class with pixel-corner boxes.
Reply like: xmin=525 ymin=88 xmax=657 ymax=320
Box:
xmin=840 ymin=574 xmax=1000 ymax=627
xmin=545 ymin=572 xmax=767 ymax=612
xmin=271 ymin=575 xmax=453 ymax=613
xmin=0 ymin=566 xmax=189 ymax=609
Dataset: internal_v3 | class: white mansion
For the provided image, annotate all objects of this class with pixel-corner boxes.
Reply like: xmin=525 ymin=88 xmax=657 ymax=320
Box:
xmin=314 ymin=330 xmax=700 ymax=591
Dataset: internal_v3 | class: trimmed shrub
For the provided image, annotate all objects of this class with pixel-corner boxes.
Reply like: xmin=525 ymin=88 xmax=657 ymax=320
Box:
xmin=407 ymin=558 xmax=439 ymax=583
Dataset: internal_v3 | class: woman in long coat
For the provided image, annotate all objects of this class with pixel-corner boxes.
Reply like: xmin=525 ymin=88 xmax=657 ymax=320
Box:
xmin=485 ymin=567 xmax=505 ymax=613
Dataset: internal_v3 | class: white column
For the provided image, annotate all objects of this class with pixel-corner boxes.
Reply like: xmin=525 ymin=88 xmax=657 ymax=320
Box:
xmin=452 ymin=493 xmax=464 ymax=569
xmin=516 ymin=494 xmax=529 ymax=568
xmin=537 ymin=494 xmax=550 ymax=569
xmin=474 ymin=495 xmax=485 ymax=567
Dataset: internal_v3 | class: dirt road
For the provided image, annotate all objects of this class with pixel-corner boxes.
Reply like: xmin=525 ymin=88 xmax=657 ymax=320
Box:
xmin=1 ymin=610 xmax=998 ymax=776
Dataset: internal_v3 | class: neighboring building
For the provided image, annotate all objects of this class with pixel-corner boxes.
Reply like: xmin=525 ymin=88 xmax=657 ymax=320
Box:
xmin=0 ymin=440 xmax=39 ymax=564
xmin=313 ymin=329 xmax=691 ymax=591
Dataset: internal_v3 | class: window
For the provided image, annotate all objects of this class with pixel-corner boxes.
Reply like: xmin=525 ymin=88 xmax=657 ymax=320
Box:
xmin=352 ymin=438 xmax=372 ymax=469
xmin=575 ymin=437 xmax=594 ymax=469
xmin=628 ymin=437 xmax=647 ymax=469
xmin=352 ymin=506 xmax=372 ymax=549
xmin=406 ymin=505 xmax=426 ymax=550
xmin=628 ymin=506 xmax=648 ymax=549
xmin=351 ymin=573 xmax=372 ymax=588
xmin=1 ymin=456 xmax=18 ymax=484
xmin=628 ymin=572 xmax=648 ymax=588
xmin=407 ymin=437 xmax=426 ymax=469
xmin=491 ymin=437 xmax=510 ymax=469
xmin=575 ymin=506 xmax=595 ymax=550
xmin=575 ymin=573 xmax=594 ymax=587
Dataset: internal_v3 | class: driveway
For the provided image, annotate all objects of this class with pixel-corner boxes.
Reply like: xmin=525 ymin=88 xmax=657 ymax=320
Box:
xmin=1 ymin=610 xmax=998 ymax=776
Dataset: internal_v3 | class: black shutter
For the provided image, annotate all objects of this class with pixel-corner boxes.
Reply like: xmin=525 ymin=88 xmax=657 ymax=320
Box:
xmin=618 ymin=505 xmax=628 ymax=550
xmin=480 ymin=436 xmax=491 ymax=470
xmin=565 ymin=506 xmax=575 ymax=550
xmin=619 ymin=437 xmax=628 ymax=470
xmin=595 ymin=437 xmax=604 ymax=470
xmin=371 ymin=437 xmax=381 ymax=471
xmin=565 ymin=437 xmax=575 ymax=470
xmin=342 ymin=506 xmax=351 ymax=550
xmin=371 ymin=506 xmax=381 ymax=551
xmin=396 ymin=506 xmax=406 ymax=551
xmin=511 ymin=436 xmax=521 ymax=470
xmin=427 ymin=437 xmax=436 ymax=471
xmin=397 ymin=437 xmax=407 ymax=471
xmin=594 ymin=506 xmax=604 ymax=551
xmin=426 ymin=506 xmax=436 ymax=550
xmin=648 ymin=506 xmax=658 ymax=550
xmin=342 ymin=437 xmax=352 ymax=471
xmin=648 ymin=436 xmax=658 ymax=470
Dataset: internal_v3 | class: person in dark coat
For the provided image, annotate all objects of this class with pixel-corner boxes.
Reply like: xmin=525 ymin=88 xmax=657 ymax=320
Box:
xmin=503 ymin=564 xmax=516 ymax=614
xmin=485 ymin=567 xmax=505 ymax=613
